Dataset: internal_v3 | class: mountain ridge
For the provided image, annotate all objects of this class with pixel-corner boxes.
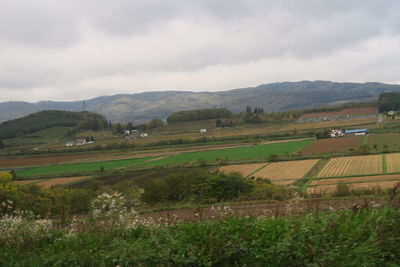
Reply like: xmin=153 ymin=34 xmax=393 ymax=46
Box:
xmin=1 ymin=80 xmax=400 ymax=123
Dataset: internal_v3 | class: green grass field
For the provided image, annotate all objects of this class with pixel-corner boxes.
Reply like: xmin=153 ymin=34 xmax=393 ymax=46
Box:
xmin=4 ymin=127 xmax=71 ymax=146
xmin=145 ymin=139 xmax=313 ymax=166
xmin=16 ymin=140 xmax=312 ymax=176
xmin=17 ymin=156 xmax=153 ymax=177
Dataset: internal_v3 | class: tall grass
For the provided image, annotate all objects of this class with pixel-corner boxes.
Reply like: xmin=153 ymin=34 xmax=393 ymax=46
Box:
xmin=1 ymin=203 xmax=399 ymax=266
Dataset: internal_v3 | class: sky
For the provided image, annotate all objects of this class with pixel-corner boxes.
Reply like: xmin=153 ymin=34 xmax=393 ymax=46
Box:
xmin=1 ymin=0 xmax=400 ymax=102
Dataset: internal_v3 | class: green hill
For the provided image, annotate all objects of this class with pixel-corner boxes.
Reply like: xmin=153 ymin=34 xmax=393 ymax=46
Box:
xmin=0 ymin=110 xmax=108 ymax=140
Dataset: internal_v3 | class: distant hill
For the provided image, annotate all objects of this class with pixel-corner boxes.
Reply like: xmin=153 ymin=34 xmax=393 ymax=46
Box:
xmin=0 ymin=110 xmax=107 ymax=140
xmin=1 ymin=81 xmax=400 ymax=123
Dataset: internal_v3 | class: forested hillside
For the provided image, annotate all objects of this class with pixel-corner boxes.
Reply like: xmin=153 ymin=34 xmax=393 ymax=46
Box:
xmin=0 ymin=110 xmax=108 ymax=140
xmin=1 ymin=81 xmax=400 ymax=123
xmin=167 ymin=108 xmax=233 ymax=123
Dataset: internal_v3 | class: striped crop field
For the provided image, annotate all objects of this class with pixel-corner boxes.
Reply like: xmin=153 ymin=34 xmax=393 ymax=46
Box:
xmin=252 ymin=159 xmax=319 ymax=181
xmin=386 ymin=153 xmax=400 ymax=173
xmin=311 ymin=174 xmax=400 ymax=186
xmin=219 ymin=163 xmax=267 ymax=177
xmin=317 ymin=155 xmax=382 ymax=178
xmin=308 ymin=180 xmax=400 ymax=194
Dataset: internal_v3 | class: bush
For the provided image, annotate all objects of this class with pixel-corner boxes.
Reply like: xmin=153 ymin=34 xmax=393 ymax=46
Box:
xmin=142 ymin=170 xmax=252 ymax=203
xmin=242 ymin=178 xmax=298 ymax=201
xmin=333 ymin=182 xmax=352 ymax=197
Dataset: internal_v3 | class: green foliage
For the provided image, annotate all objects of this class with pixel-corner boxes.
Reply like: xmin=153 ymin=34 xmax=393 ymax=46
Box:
xmin=333 ymin=182 xmax=352 ymax=197
xmin=0 ymin=173 xmax=17 ymax=193
xmin=0 ymin=110 xmax=108 ymax=140
xmin=378 ymin=92 xmax=400 ymax=112
xmin=242 ymin=178 xmax=297 ymax=200
xmin=1 ymin=184 xmax=96 ymax=218
xmin=1 ymin=207 xmax=400 ymax=266
xmin=9 ymin=170 xmax=16 ymax=179
xmin=142 ymin=170 xmax=252 ymax=203
xmin=149 ymin=118 xmax=164 ymax=128
xmin=167 ymin=108 xmax=234 ymax=123
xmin=115 ymin=123 xmax=124 ymax=134
xmin=315 ymin=129 xmax=330 ymax=139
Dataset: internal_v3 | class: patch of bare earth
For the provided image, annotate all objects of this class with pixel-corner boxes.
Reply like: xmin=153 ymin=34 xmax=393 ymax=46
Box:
xmin=35 ymin=176 xmax=92 ymax=188
xmin=299 ymin=136 xmax=363 ymax=154
xmin=302 ymin=107 xmax=377 ymax=118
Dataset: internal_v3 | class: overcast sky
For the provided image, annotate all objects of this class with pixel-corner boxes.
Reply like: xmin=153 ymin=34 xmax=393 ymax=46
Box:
xmin=1 ymin=0 xmax=400 ymax=102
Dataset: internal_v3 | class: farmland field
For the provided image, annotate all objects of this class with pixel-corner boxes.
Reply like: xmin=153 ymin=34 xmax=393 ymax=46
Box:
xmin=311 ymin=174 xmax=400 ymax=186
xmin=386 ymin=153 xmax=400 ymax=173
xmin=272 ymin=179 xmax=296 ymax=185
xmin=317 ymin=155 xmax=382 ymax=178
xmin=145 ymin=140 xmax=313 ymax=166
xmin=15 ymin=179 xmax=44 ymax=185
xmin=283 ymin=117 xmax=376 ymax=131
xmin=368 ymin=133 xmax=400 ymax=150
xmin=36 ymin=176 xmax=91 ymax=188
xmin=302 ymin=107 xmax=377 ymax=118
xmin=252 ymin=159 xmax=319 ymax=181
xmin=16 ymin=176 xmax=91 ymax=188
xmin=17 ymin=157 xmax=153 ymax=177
xmin=299 ymin=136 xmax=363 ymax=154
xmin=4 ymin=127 xmax=71 ymax=146
xmin=308 ymin=180 xmax=400 ymax=194
xmin=219 ymin=163 xmax=267 ymax=177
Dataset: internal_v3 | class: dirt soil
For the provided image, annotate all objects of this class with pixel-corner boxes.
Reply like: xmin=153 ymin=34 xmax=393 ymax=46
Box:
xmin=302 ymin=107 xmax=377 ymax=118
xmin=299 ymin=136 xmax=363 ymax=154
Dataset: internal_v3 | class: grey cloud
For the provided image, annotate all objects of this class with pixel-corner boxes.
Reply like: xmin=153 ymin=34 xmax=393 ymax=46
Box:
xmin=0 ymin=1 xmax=400 ymax=101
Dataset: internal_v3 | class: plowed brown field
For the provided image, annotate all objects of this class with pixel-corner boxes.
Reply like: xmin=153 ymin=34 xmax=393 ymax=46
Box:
xmin=299 ymin=136 xmax=363 ymax=154
xmin=311 ymin=174 xmax=400 ymax=186
xmin=302 ymin=107 xmax=377 ymax=118
xmin=219 ymin=163 xmax=267 ymax=177
xmin=317 ymin=155 xmax=382 ymax=178
xmin=253 ymin=159 xmax=319 ymax=181
xmin=284 ymin=118 xmax=376 ymax=131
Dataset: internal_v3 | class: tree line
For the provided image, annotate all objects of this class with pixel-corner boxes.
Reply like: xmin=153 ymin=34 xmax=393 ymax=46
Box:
xmin=167 ymin=108 xmax=234 ymax=123
xmin=377 ymin=92 xmax=400 ymax=112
